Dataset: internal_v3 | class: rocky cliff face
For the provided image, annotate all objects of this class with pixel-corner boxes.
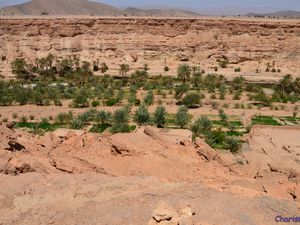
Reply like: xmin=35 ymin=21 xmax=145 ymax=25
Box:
xmin=0 ymin=17 xmax=300 ymax=78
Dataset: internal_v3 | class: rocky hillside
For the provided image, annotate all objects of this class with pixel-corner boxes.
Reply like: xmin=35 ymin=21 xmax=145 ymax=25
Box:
xmin=0 ymin=123 xmax=299 ymax=224
xmin=2 ymin=0 xmax=123 ymax=16
xmin=2 ymin=0 xmax=200 ymax=17
xmin=0 ymin=17 xmax=300 ymax=78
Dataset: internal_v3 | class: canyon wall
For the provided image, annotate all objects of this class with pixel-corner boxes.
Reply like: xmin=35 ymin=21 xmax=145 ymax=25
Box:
xmin=0 ymin=17 xmax=300 ymax=79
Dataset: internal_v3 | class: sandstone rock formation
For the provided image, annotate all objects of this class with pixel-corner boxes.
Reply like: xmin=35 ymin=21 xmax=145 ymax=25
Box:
xmin=0 ymin=124 xmax=299 ymax=224
xmin=1 ymin=17 xmax=300 ymax=79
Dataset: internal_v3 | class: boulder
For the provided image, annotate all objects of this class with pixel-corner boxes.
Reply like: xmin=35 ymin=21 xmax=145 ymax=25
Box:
xmin=2 ymin=158 xmax=35 ymax=175
xmin=194 ymin=138 xmax=218 ymax=161
xmin=5 ymin=140 xmax=25 ymax=152
xmin=148 ymin=201 xmax=195 ymax=225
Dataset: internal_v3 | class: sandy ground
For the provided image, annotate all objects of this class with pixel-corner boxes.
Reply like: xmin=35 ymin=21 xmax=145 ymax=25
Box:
xmin=1 ymin=15 xmax=300 ymax=23
xmin=0 ymin=123 xmax=299 ymax=224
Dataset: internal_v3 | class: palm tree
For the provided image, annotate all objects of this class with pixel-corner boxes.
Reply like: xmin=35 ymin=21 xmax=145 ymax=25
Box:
xmin=276 ymin=74 xmax=294 ymax=95
xmin=293 ymin=78 xmax=300 ymax=94
xmin=11 ymin=58 xmax=33 ymax=82
xmin=177 ymin=64 xmax=191 ymax=83
xmin=119 ymin=64 xmax=130 ymax=77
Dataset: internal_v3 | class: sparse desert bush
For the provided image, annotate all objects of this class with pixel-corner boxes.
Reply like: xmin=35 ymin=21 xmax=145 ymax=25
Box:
xmin=223 ymin=103 xmax=229 ymax=109
xmin=153 ymin=106 xmax=167 ymax=128
xmin=181 ymin=93 xmax=201 ymax=108
xmin=210 ymin=94 xmax=217 ymax=99
xmin=55 ymin=112 xmax=73 ymax=125
xmin=106 ymin=98 xmax=117 ymax=106
xmin=72 ymin=89 xmax=90 ymax=108
xmin=234 ymin=67 xmax=241 ymax=72
xmin=225 ymin=137 xmax=240 ymax=153
xmin=218 ymin=109 xmax=228 ymax=123
xmin=100 ymin=62 xmax=109 ymax=73
xmin=116 ymin=89 xmax=125 ymax=103
xmin=211 ymin=101 xmax=219 ymax=110
xmin=219 ymin=60 xmax=229 ymax=68
xmin=205 ymin=129 xmax=226 ymax=148
xmin=219 ymin=85 xmax=226 ymax=100
xmin=40 ymin=117 xmax=49 ymax=124
xmin=29 ymin=115 xmax=35 ymax=121
xmin=174 ymin=83 xmax=190 ymax=100
xmin=293 ymin=106 xmax=298 ymax=118
xmin=96 ymin=110 xmax=111 ymax=125
xmin=134 ymin=104 xmax=150 ymax=125
xmin=111 ymin=107 xmax=130 ymax=133
xmin=144 ymin=90 xmax=154 ymax=106
xmin=20 ymin=116 xmax=28 ymax=123
xmin=91 ymin=100 xmax=100 ymax=107
xmin=175 ymin=106 xmax=190 ymax=128
xmin=191 ymin=116 xmax=212 ymax=137
xmin=70 ymin=118 xmax=85 ymax=130
xmin=12 ymin=113 xmax=18 ymax=119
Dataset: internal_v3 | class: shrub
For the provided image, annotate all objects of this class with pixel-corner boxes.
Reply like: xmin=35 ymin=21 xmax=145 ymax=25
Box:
xmin=231 ymin=76 xmax=245 ymax=90
xmin=175 ymin=106 xmax=190 ymax=128
xmin=205 ymin=130 xmax=225 ymax=147
xmin=13 ymin=86 xmax=31 ymax=105
xmin=106 ymin=98 xmax=117 ymax=106
xmin=111 ymin=107 xmax=130 ymax=133
xmin=219 ymin=60 xmax=229 ymax=68
xmin=55 ymin=112 xmax=73 ymax=125
xmin=40 ymin=117 xmax=49 ymax=124
xmin=219 ymin=85 xmax=226 ymax=100
xmin=12 ymin=113 xmax=18 ymax=119
xmin=225 ymin=137 xmax=240 ymax=153
xmin=70 ymin=118 xmax=85 ymax=130
xmin=233 ymin=91 xmax=242 ymax=100
xmin=134 ymin=104 xmax=150 ymax=125
xmin=191 ymin=116 xmax=212 ymax=136
xmin=100 ymin=63 xmax=109 ymax=73
xmin=78 ymin=110 xmax=96 ymax=123
xmin=234 ymin=67 xmax=241 ymax=72
xmin=181 ymin=93 xmax=201 ymax=108
xmin=153 ymin=106 xmax=167 ymax=128
xmin=211 ymin=101 xmax=219 ymax=110
xmin=91 ymin=100 xmax=100 ymax=107
xmin=164 ymin=66 xmax=169 ymax=72
xmin=174 ymin=83 xmax=189 ymax=100
xmin=116 ymin=89 xmax=125 ymax=103
xmin=128 ymin=93 xmax=138 ymax=105
xmin=72 ymin=89 xmax=89 ymax=108
xmin=29 ymin=115 xmax=35 ymax=121
xmin=144 ymin=90 xmax=154 ymax=106
xmin=96 ymin=110 xmax=111 ymax=125
xmin=20 ymin=116 xmax=28 ymax=123
xmin=293 ymin=106 xmax=298 ymax=118
xmin=218 ymin=109 xmax=228 ymax=123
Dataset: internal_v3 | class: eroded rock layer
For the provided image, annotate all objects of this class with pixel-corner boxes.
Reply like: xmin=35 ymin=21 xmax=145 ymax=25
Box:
xmin=1 ymin=17 xmax=300 ymax=78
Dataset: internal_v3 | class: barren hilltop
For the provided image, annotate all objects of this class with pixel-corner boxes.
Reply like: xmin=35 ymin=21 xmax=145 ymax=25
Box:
xmin=1 ymin=0 xmax=201 ymax=17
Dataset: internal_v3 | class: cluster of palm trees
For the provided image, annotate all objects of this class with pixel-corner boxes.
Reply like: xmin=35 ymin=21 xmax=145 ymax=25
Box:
xmin=11 ymin=54 xmax=93 ymax=85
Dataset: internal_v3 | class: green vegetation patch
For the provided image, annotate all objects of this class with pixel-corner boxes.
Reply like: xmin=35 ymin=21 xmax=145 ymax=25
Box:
xmin=14 ymin=122 xmax=62 ymax=132
xmin=251 ymin=116 xmax=281 ymax=126
xmin=89 ymin=123 xmax=110 ymax=133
